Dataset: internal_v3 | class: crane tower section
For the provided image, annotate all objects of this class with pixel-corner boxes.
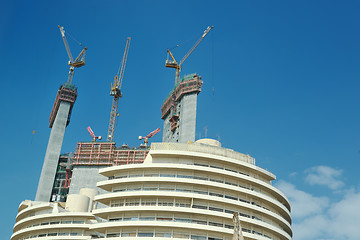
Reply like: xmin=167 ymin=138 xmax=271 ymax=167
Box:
xmin=107 ymin=37 xmax=131 ymax=142
xmin=36 ymin=26 xmax=85 ymax=202
xmin=162 ymin=26 xmax=212 ymax=143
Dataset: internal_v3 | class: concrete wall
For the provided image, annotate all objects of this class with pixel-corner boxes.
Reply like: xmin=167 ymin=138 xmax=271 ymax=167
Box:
xmin=69 ymin=166 xmax=108 ymax=209
xmin=162 ymin=93 xmax=198 ymax=143
xmin=35 ymin=101 xmax=71 ymax=202
xmin=69 ymin=166 xmax=107 ymax=195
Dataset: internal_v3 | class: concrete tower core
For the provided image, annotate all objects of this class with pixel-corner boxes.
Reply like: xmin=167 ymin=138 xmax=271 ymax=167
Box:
xmin=35 ymin=83 xmax=77 ymax=202
xmin=161 ymin=73 xmax=203 ymax=143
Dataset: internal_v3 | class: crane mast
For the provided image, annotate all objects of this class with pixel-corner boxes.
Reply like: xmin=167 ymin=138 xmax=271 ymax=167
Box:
xmin=107 ymin=37 xmax=131 ymax=142
xmin=165 ymin=26 xmax=213 ymax=84
xmin=58 ymin=25 xmax=87 ymax=83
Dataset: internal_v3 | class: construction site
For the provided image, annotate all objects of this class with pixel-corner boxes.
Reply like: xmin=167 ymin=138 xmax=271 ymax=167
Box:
xmin=11 ymin=25 xmax=293 ymax=240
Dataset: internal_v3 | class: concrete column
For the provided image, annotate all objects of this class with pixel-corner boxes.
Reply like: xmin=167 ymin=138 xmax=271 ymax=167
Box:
xmin=35 ymin=101 xmax=70 ymax=202
xmin=162 ymin=93 xmax=198 ymax=143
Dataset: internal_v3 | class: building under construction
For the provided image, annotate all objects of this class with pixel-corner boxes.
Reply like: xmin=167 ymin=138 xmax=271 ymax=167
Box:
xmin=11 ymin=26 xmax=293 ymax=240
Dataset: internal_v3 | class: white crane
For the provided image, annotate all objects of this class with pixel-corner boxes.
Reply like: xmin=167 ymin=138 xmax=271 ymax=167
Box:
xmin=58 ymin=25 xmax=87 ymax=83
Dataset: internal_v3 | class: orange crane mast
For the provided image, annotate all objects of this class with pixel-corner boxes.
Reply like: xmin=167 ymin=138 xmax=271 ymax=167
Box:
xmin=107 ymin=37 xmax=131 ymax=142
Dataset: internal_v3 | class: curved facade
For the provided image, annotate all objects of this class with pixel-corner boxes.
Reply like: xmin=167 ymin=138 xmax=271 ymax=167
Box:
xmin=92 ymin=141 xmax=292 ymax=240
xmin=11 ymin=199 xmax=99 ymax=240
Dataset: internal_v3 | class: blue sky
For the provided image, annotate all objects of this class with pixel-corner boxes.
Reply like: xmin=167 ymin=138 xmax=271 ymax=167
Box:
xmin=1 ymin=1 xmax=360 ymax=239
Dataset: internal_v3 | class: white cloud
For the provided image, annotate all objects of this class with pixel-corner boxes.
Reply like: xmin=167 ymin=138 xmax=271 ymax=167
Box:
xmin=276 ymin=178 xmax=360 ymax=240
xmin=276 ymin=180 xmax=329 ymax=218
xmin=328 ymin=190 xmax=360 ymax=240
xmin=305 ymin=165 xmax=344 ymax=190
xmin=292 ymin=214 xmax=329 ymax=240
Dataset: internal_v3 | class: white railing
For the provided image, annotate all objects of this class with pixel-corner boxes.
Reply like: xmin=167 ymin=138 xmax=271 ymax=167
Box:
xmin=151 ymin=142 xmax=255 ymax=165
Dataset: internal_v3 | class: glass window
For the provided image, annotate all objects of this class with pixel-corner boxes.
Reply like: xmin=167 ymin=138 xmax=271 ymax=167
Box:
xmin=138 ymin=232 xmax=154 ymax=237
xmin=141 ymin=199 xmax=156 ymax=206
xmin=174 ymin=232 xmax=189 ymax=239
xmin=73 ymin=220 xmax=85 ymax=224
xmin=121 ymin=232 xmax=136 ymax=237
xmin=156 ymin=232 xmax=172 ymax=237
xmin=209 ymin=221 xmax=223 ymax=227
xmin=107 ymin=233 xmax=120 ymax=238
xmin=191 ymin=235 xmax=207 ymax=240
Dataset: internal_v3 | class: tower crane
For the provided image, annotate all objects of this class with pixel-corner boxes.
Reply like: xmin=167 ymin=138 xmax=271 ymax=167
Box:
xmin=58 ymin=25 xmax=87 ymax=83
xmin=107 ymin=37 xmax=131 ymax=142
xmin=139 ymin=128 xmax=161 ymax=146
xmin=165 ymin=26 xmax=213 ymax=85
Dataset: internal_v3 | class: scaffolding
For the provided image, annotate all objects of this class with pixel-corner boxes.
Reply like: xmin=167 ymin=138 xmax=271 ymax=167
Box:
xmin=50 ymin=153 xmax=73 ymax=202
xmin=73 ymin=142 xmax=149 ymax=166
xmin=49 ymin=83 xmax=78 ymax=128
xmin=161 ymin=73 xmax=203 ymax=119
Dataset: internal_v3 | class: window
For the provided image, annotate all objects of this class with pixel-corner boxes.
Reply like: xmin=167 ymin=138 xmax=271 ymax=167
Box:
xmin=142 ymin=199 xmax=156 ymax=206
xmin=225 ymin=195 xmax=237 ymax=201
xmin=208 ymin=237 xmax=222 ymax=240
xmin=225 ymin=224 xmax=233 ymax=229
xmin=156 ymin=216 xmax=173 ymax=221
xmin=225 ymin=209 xmax=235 ymax=214
xmin=58 ymin=232 xmax=69 ymax=236
xmin=191 ymin=235 xmax=207 ymax=240
xmin=174 ymin=232 xmax=189 ymax=239
xmin=158 ymin=199 xmax=174 ymax=206
xmin=156 ymin=232 xmax=172 ymax=237
xmin=138 ymin=232 xmax=154 ymax=237
xmin=160 ymin=173 xmax=175 ymax=178
xmin=139 ymin=216 xmax=155 ymax=221
xmin=192 ymin=219 xmax=207 ymax=225
xmin=143 ymin=185 xmax=158 ymax=191
xmin=73 ymin=220 xmax=85 ymax=224
xmin=121 ymin=232 xmax=136 ymax=237
xmin=209 ymin=192 xmax=223 ymax=198
xmin=193 ymin=204 xmax=207 ymax=209
xmin=210 ymin=178 xmax=223 ymax=183
xmin=209 ymin=206 xmax=223 ymax=212
xmin=107 ymin=233 xmax=120 ymax=238
xmin=125 ymin=199 xmax=140 ymax=206
xmin=209 ymin=221 xmax=223 ymax=227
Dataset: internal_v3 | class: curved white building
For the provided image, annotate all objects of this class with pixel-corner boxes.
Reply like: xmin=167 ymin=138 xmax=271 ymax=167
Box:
xmin=92 ymin=140 xmax=292 ymax=240
xmin=11 ymin=191 xmax=100 ymax=240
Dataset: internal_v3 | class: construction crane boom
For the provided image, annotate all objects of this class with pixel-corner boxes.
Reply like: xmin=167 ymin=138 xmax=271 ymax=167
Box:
xmin=107 ymin=37 xmax=131 ymax=142
xmin=165 ymin=26 xmax=213 ymax=84
xmin=58 ymin=25 xmax=87 ymax=83
xmin=139 ymin=128 xmax=161 ymax=146
xmin=87 ymin=126 xmax=102 ymax=142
